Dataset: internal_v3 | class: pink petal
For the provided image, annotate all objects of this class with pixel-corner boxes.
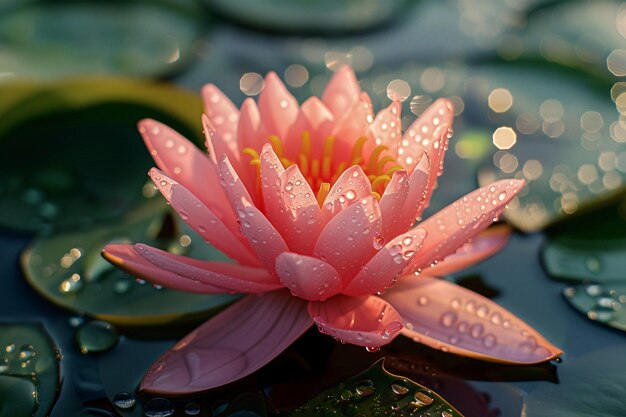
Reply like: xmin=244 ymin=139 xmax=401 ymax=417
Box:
xmin=218 ymin=156 xmax=289 ymax=271
xmin=342 ymin=227 xmax=427 ymax=296
xmin=370 ymin=99 xmax=402 ymax=151
xmin=382 ymin=276 xmax=563 ymax=364
xmin=410 ymin=179 xmax=525 ymax=272
xmin=331 ymin=93 xmax=374 ymax=166
xmin=288 ymin=97 xmax=334 ymax=158
xmin=314 ymin=196 xmax=381 ymax=280
xmin=379 ymin=169 xmax=410 ymax=242
xmin=138 ymin=119 xmax=233 ymax=218
xmin=259 ymin=143 xmax=286 ymax=225
xmin=148 ymin=168 xmax=260 ymax=267
xmin=423 ymin=224 xmax=512 ymax=277
xmin=398 ymin=152 xmax=430 ymax=229
xmin=321 ymin=65 xmax=361 ymax=118
xmin=258 ymin=72 xmax=298 ymax=141
xmin=321 ymin=165 xmax=372 ymax=222
xmin=278 ymin=165 xmax=323 ymax=254
xmin=201 ymin=84 xmax=240 ymax=162
xmin=141 ymin=291 xmax=312 ymax=394
xmin=275 ymin=252 xmax=342 ymax=301
xmin=238 ymin=98 xmax=268 ymax=153
xmin=102 ymin=243 xmax=280 ymax=294
xmin=308 ymin=295 xmax=403 ymax=347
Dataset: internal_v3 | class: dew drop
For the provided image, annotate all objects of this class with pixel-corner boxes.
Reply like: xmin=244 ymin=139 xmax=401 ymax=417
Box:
xmin=390 ymin=380 xmax=410 ymax=396
xmin=113 ymin=392 xmax=136 ymax=409
xmin=440 ymin=311 xmax=457 ymax=328
xmin=414 ymin=391 xmax=434 ymax=406
xmin=144 ymin=397 xmax=175 ymax=417
xmin=184 ymin=402 xmax=201 ymax=415
xmin=75 ymin=321 xmax=119 ymax=354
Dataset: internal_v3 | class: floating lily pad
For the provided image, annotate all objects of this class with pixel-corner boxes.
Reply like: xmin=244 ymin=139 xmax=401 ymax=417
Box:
xmin=0 ymin=323 xmax=61 ymax=417
xmin=21 ymin=200 xmax=239 ymax=328
xmin=562 ymin=283 xmax=626 ymax=332
xmin=0 ymin=78 xmax=203 ymax=232
xmin=0 ymin=0 xmax=205 ymax=79
xmin=205 ymin=0 xmax=412 ymax=35
xmin=291 ymin=359 xmax=464 ymax=417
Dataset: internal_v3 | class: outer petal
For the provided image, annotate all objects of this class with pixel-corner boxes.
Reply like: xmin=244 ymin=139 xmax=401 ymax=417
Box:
xmin=276 ymin=252 xmax=342 ymax=301
xmin=278 ymin=165 xmax=323 ymax=254
xmin=138 ymin=119 xmax=233 ymax=217
xmin=410 ymin=179 xmax=525 ymax=272
xmin=370 ymin=99 xmax=402 ymax=150
xmin=148 ymin=168 xmax=259 ymax=267
xmin=342 ymin=228 xmax=427 ymax=296
xmin=383 ymin=276 xmax=563 ymax=364
xmin=218 ymin=156 xmax=289 ymax=272
xmin=321 ymin=165 xmax=372 ymax=222
xmin=260 ymin=143 xmax=286 ymax=225
xmin=238 ymin=98 xmax=268 ymax=153
xmin=398 ymin=153 xmax=430 ymax=229
xmin=258 ymin=72 xmax=298 ymax=142
xmin=141 ymin=291 xmax=312 ymax=394
xmin=308 ymin=295 xmax=404 ymax=347
xmin=379 ymin=169 xmax=410 ymax=242
xmin=102 ymin=243 xmax=280 ymax=294
xmin=201 ymin=84 xmax=240 ymax=162
xmin=322 ymin=65 xmax=361 ymax=118
xmin=314 ymin=195 xmax=381 ymax=280
xmin=423 ymin=224 xmax=512 ymax=277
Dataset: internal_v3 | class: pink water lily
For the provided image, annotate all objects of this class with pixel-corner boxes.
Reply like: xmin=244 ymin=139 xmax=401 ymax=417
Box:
xmin=103 ymin=66 xmax=562 ymax=394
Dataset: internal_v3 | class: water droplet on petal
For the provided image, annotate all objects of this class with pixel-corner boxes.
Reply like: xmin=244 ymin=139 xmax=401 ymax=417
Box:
xmin=113 ymin=392 xmax=135 ymax=409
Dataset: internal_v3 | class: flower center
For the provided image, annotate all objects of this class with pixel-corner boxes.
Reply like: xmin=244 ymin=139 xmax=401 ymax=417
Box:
xmin=243 ymin=132 xmax=403 ymax=206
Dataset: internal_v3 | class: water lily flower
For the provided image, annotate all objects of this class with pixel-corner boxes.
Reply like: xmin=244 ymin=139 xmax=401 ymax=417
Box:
xmin=103 ymin=66 xmax=562 ymax=394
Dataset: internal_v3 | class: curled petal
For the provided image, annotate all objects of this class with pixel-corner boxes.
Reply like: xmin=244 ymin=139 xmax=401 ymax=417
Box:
xmin=423 ymin=224 xmax=512 ymax=277
xmin=276 ymin=252 xmax=342 ymax=301
xmin=315 ymin=196 xmax=381 ymax=280
xmin=138 ymin=119 xmax=232 ymax=217
xmin=218 ymin=156 xmax=289 ymax=271
xmin=342 ymin=228 xmax=427 ymax=296
xmin=308 ymin=295 xmax=404 ymax=347
xmin=102 ymin=243 xmax=280 ymax=294
xmin=321 ymin=165 xmax=372 ymax=222
xmin=383 ymin=276 xmax=563 ymax=364
xmin=201 ymin=84 xmax=240 ymax=162
xmin=370 ymin=99 xmax=402 ymax=153
xmin=148 ymin=168 xmax=259 ymax=267
xmin=410 ymin=179 xmax=525 ymax=272
xmin=141 ymin=291 xmax=312 ymax=394
xmin=379 ymin=170 xmax=410 ymax=241
xmin=399 ymin=152 xmax=430 ymax=229
xmin=322 ymin=65 xmax=361 ymax=118
xmin=258 ymin=72 xmax=298 ymax=141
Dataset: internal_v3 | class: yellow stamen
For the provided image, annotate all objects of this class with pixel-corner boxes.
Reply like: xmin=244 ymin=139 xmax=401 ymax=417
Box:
xmin=242 ymin=148 xmax=260 ymax=162
xmin=316 ymin=182 xmax=330 ymax=206
xmin=299 ymin=155 xmax=309 ymax=177
xmin=300 ymin=131 xmax=311 ymax=160
xmin=371 ymin=175 xmax=391 ymax=192
xmin=372 ymin=191 xmax=381 ymax=201
xmin=331 ymin=161 xmax=347 ymax=184
xmin=280 ymin=157 xmax=294 ymax=168
xmin=385 ymin=164 xmax=404 ymax=176
xmin=311 ymin=159 xmax=320 ymax=179
xmin=321 ymin=136 xmax=335 ymax=180
xmin=376 ymin=156 xmax=396 ymax=174
xmin=269 ymin=135 xmax=283 ymax=157
xmin=367 ymin=145 xmax=388 ymax=173
xmin=351 ymin=136 xmax=368 ymax=163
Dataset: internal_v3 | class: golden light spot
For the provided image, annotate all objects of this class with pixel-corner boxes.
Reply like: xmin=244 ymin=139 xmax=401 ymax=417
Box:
xmin=516 ymin=113 xmax=540 ymax=135
xmin=599 ymin=152 xmax=616 ymax=172
xmin=618 ymin=4 xmax=626 ymax=39
xmin=543 ymin=120 xmax=565 ymax=138
xmin=607 ymin=50 xmax=626 ymax=76
xmin=603 ymin=172 xmax=623 ymax=189
xmin=488 ymin=88 xmax=513 ymax=113
xmin=611 ymin=82 xmax=626 ymax=101
xmin=420 ymin=67 xmax=445 ymax=93
xmin=610 ymin=120 xmax=626 ymax=143
xmin=350 ymin=46 xmax=374 ymax=72
xmin=284 ymin=65 xmax=309 ymax=88
xmin=387 ymin=79 xmax=411 ymax=102
xmin=493 ymin=151 xmax=518 ymax=173
xmin=523 ymin=160 xmax=543 ymax=181
xmin=325 ymin=51 xmax=352 ymax=71
xmin=577 ymin=164 xmax=598 ymax=185
xmin=179 ymin=235 xmax=192 ymax=247
xmin=616 ymin=152 xmax=626 ymax=173
xmin=409 ymin=95 xmax=433 ymax=116
xmin=615 ymin=93 xmax=626 ymax=114
xmin=60 ymin=255 xmax=74 ymax=268
xmin=580 ymin=111 xmax=603 ymax=132
xmin=240 ymin=72 xmax=264 ymax=96
xmin=448 ymin=96 xmax=465 ymax=116
xmin=540 ymin=99 xmax=564 ymax=122
xmin=492 ymin=127 xmax=517 ymax=149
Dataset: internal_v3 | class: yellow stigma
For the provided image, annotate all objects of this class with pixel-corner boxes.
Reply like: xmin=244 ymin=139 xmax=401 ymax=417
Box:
xmin=243 ymin=131 xmax=401 ymax=205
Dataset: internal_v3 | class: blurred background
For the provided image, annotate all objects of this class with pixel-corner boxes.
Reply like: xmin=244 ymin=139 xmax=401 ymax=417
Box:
xmin=1 ymin=1 xmax=626 ymax=416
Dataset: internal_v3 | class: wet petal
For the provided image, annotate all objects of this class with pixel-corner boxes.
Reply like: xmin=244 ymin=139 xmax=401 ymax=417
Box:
xmin=260 ymin=143 xmax=286 ymax=225
xmin=308 ymin=295 xmax=403 ymax=347
xmin=141 ymin=291 xmax=312 ymax=394
xmin=314 ymin=196 xmax=381 ymax=281
xmin=379 ymin=170 xmax=410 ymax=241
xmin=288 ymin=97 xmax=334 ymax=158
xmin=342 ymin=228 xmax=427 ymax=296
xmin=321 ymin=165 xmax=372 ymax=222
xmin=423 ymin=224 xmax=512 ymax=277
xmin=322 ymin=65 xmax=361 ymax=118
xmin=399 ymin=152 xmax=430 ymax=229
xmin=138 ymin=119 xmax=233 ymax=217
xmin=331 ymin=93 xmax=374 ymax=165
xmin=148 ymin=168 xmax=259 ymax=267
xmin=383 ymin=276 xmax=563 ymax=364
xmin=276 ymin=252 xmax=342 ymax=301
xmin=201 ymin=84 xmax=240 ymax=162
xmin=238 ymin=98 xmax=268 ymax=153
xmin=370 ymin=100 xmax=402 ymax=151
xmin=258 ymin=72 xmax=298 ymax=141
xmin=278 ymin=165 xmax=323 ymax=254
xmin=410 ymin=179 xmax=525 ymax=272
xmin=103 ymin=243 xmax=280 ymax=294
xmin=218 ymin=156 xmax=289 ymax=271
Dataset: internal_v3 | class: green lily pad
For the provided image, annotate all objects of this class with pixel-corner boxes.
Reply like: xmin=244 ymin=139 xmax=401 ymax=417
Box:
xmin=562 ymin=283 xmax=626 ymax=332
xmin=291 ymin=359 xmax=464 ymax=417
xmin=21 ymin=200 xmax=239 ymax=328
xmin=0 ymin=0 xmax=205 ymax=79
xmin=0 ymin=77 xmax=203 ymax=232
xmin=0 ymin=323 xmax=61 ymax=417
xmin=205 ymin=0 xmax=412 ymax=35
